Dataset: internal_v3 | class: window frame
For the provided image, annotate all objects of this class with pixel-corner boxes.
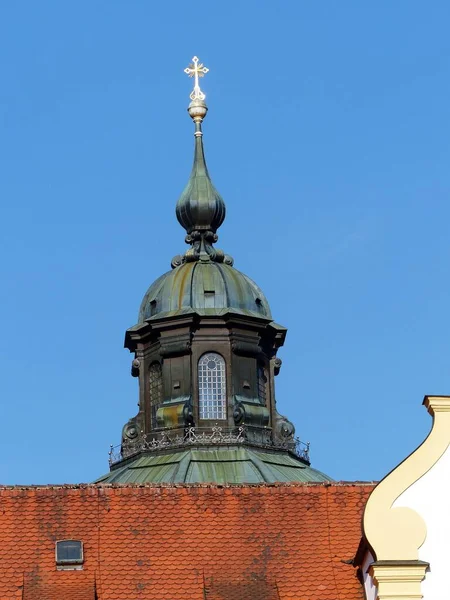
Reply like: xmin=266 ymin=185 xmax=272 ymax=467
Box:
xmin=55 ymin=539 xmax=84 ymax=567
xmin=198 ymin=352 xmax=227 ymax=421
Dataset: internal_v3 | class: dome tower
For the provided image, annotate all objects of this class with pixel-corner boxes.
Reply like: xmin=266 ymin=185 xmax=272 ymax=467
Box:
xmin=97 ymin=58 xmax=331 ymax=484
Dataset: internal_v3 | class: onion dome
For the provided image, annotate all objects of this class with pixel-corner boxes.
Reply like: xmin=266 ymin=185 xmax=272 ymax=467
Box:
xmin=176 ymin=57 xmax=225 ymax=237
xmin=175 ymin=106 xmax=226 ymax=235
xmin=171 ymin=57 xmax=233 ymax=269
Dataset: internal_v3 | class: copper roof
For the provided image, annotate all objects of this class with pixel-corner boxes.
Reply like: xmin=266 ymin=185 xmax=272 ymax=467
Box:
xmin=138 ymin=262 xmax=273 ymax=322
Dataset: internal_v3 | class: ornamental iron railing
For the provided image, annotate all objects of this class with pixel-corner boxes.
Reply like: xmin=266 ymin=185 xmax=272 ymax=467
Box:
xmin=108 ymin=425 xmax=310 ymax=466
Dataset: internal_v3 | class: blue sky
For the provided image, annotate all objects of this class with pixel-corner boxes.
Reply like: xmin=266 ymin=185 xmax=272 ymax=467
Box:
xmin=0 ymin=1 xmax=449 ymax=484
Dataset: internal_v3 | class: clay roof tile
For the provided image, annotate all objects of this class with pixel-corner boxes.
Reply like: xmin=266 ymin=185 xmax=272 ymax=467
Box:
xmin=0 ymin=482 xmax=374 ymax=600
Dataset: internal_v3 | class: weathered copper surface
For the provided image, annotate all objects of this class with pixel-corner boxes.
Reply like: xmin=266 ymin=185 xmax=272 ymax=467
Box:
xmin=139 ymin=262 xmax=272 ymax=322
xmin=97 ymin=446 xmax=332 ymax=484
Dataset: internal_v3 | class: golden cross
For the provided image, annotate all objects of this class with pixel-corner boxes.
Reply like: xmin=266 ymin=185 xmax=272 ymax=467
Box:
xmin=184 ymin=56 xmax=209 ymax=101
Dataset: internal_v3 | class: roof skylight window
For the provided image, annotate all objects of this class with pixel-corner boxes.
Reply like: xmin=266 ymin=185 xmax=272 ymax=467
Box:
xmin=55 ymin=540 xmax=84 ymax=570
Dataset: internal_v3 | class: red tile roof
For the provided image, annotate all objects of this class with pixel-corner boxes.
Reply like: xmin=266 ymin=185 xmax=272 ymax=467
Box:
xmin=0 ymin=482 xmax=374 ymax=600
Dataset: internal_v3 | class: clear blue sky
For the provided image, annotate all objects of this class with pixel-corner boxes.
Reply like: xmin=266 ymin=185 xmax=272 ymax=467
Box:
xmin=0 ymin=1 xmax=449 ymax=484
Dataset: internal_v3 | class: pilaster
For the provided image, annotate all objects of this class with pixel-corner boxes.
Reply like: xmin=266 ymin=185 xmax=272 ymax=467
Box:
xmin=369 ymin=561 xmax=428 ymax=600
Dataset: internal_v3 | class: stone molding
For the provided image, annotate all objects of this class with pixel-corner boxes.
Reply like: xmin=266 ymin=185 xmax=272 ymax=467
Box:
xmin=369 ymin=561 xmax=428 ymax=600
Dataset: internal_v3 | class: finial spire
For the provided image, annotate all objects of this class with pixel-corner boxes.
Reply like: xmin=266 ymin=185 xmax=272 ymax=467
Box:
xmin=184 ymin=56 xmax=209 ymax=101
xmin=172 ymin=56 xmax=233 ymax=269
xmin=184 ymin=56 xmax=209 ymax=126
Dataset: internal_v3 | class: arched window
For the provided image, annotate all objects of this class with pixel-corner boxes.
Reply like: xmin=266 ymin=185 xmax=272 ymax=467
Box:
xmin=198 ymin=353 xmax=226 ymax=420
xmin=149 ymin=362 xmax=163 ymax=428
xmin=257 ymin=363 xmax=268 ymax=405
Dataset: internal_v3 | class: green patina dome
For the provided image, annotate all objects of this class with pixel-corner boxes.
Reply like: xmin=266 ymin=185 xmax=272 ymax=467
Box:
xmin=96 ymin=447 xmax=332 ymax=484
xmin=139 ymin=261 xmax=272 ymax=322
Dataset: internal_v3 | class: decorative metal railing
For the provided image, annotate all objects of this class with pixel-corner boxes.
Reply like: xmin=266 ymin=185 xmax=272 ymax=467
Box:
xmin=108 ymin=425 xmax=310 ymax=466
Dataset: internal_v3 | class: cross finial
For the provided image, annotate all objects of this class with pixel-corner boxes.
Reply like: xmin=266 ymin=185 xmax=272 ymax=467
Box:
xmin=184 ymin=56 xmax=209 ymax=101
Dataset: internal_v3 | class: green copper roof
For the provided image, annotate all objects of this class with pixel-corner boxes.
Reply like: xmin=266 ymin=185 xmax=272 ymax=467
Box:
xmin=95 ymin=447 xmax=332 ymax=484
xmin=138 ymin=261 xmax=272 ymax=322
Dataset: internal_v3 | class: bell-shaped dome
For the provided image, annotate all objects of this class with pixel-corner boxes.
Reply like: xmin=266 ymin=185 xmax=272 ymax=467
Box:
xmin=139 ymin=261 xmax=272 ymax=322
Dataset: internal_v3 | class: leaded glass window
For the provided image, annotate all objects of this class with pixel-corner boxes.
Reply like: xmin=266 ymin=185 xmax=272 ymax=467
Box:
xmin=149 ymin=362 xmax=163 ymax=428
xmin=198 ymin=353 xmax=226 ymax=420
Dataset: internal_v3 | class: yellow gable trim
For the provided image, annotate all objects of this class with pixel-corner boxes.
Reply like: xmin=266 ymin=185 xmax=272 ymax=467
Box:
xmin=364 ymin=395 xmax=450 ymax=561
